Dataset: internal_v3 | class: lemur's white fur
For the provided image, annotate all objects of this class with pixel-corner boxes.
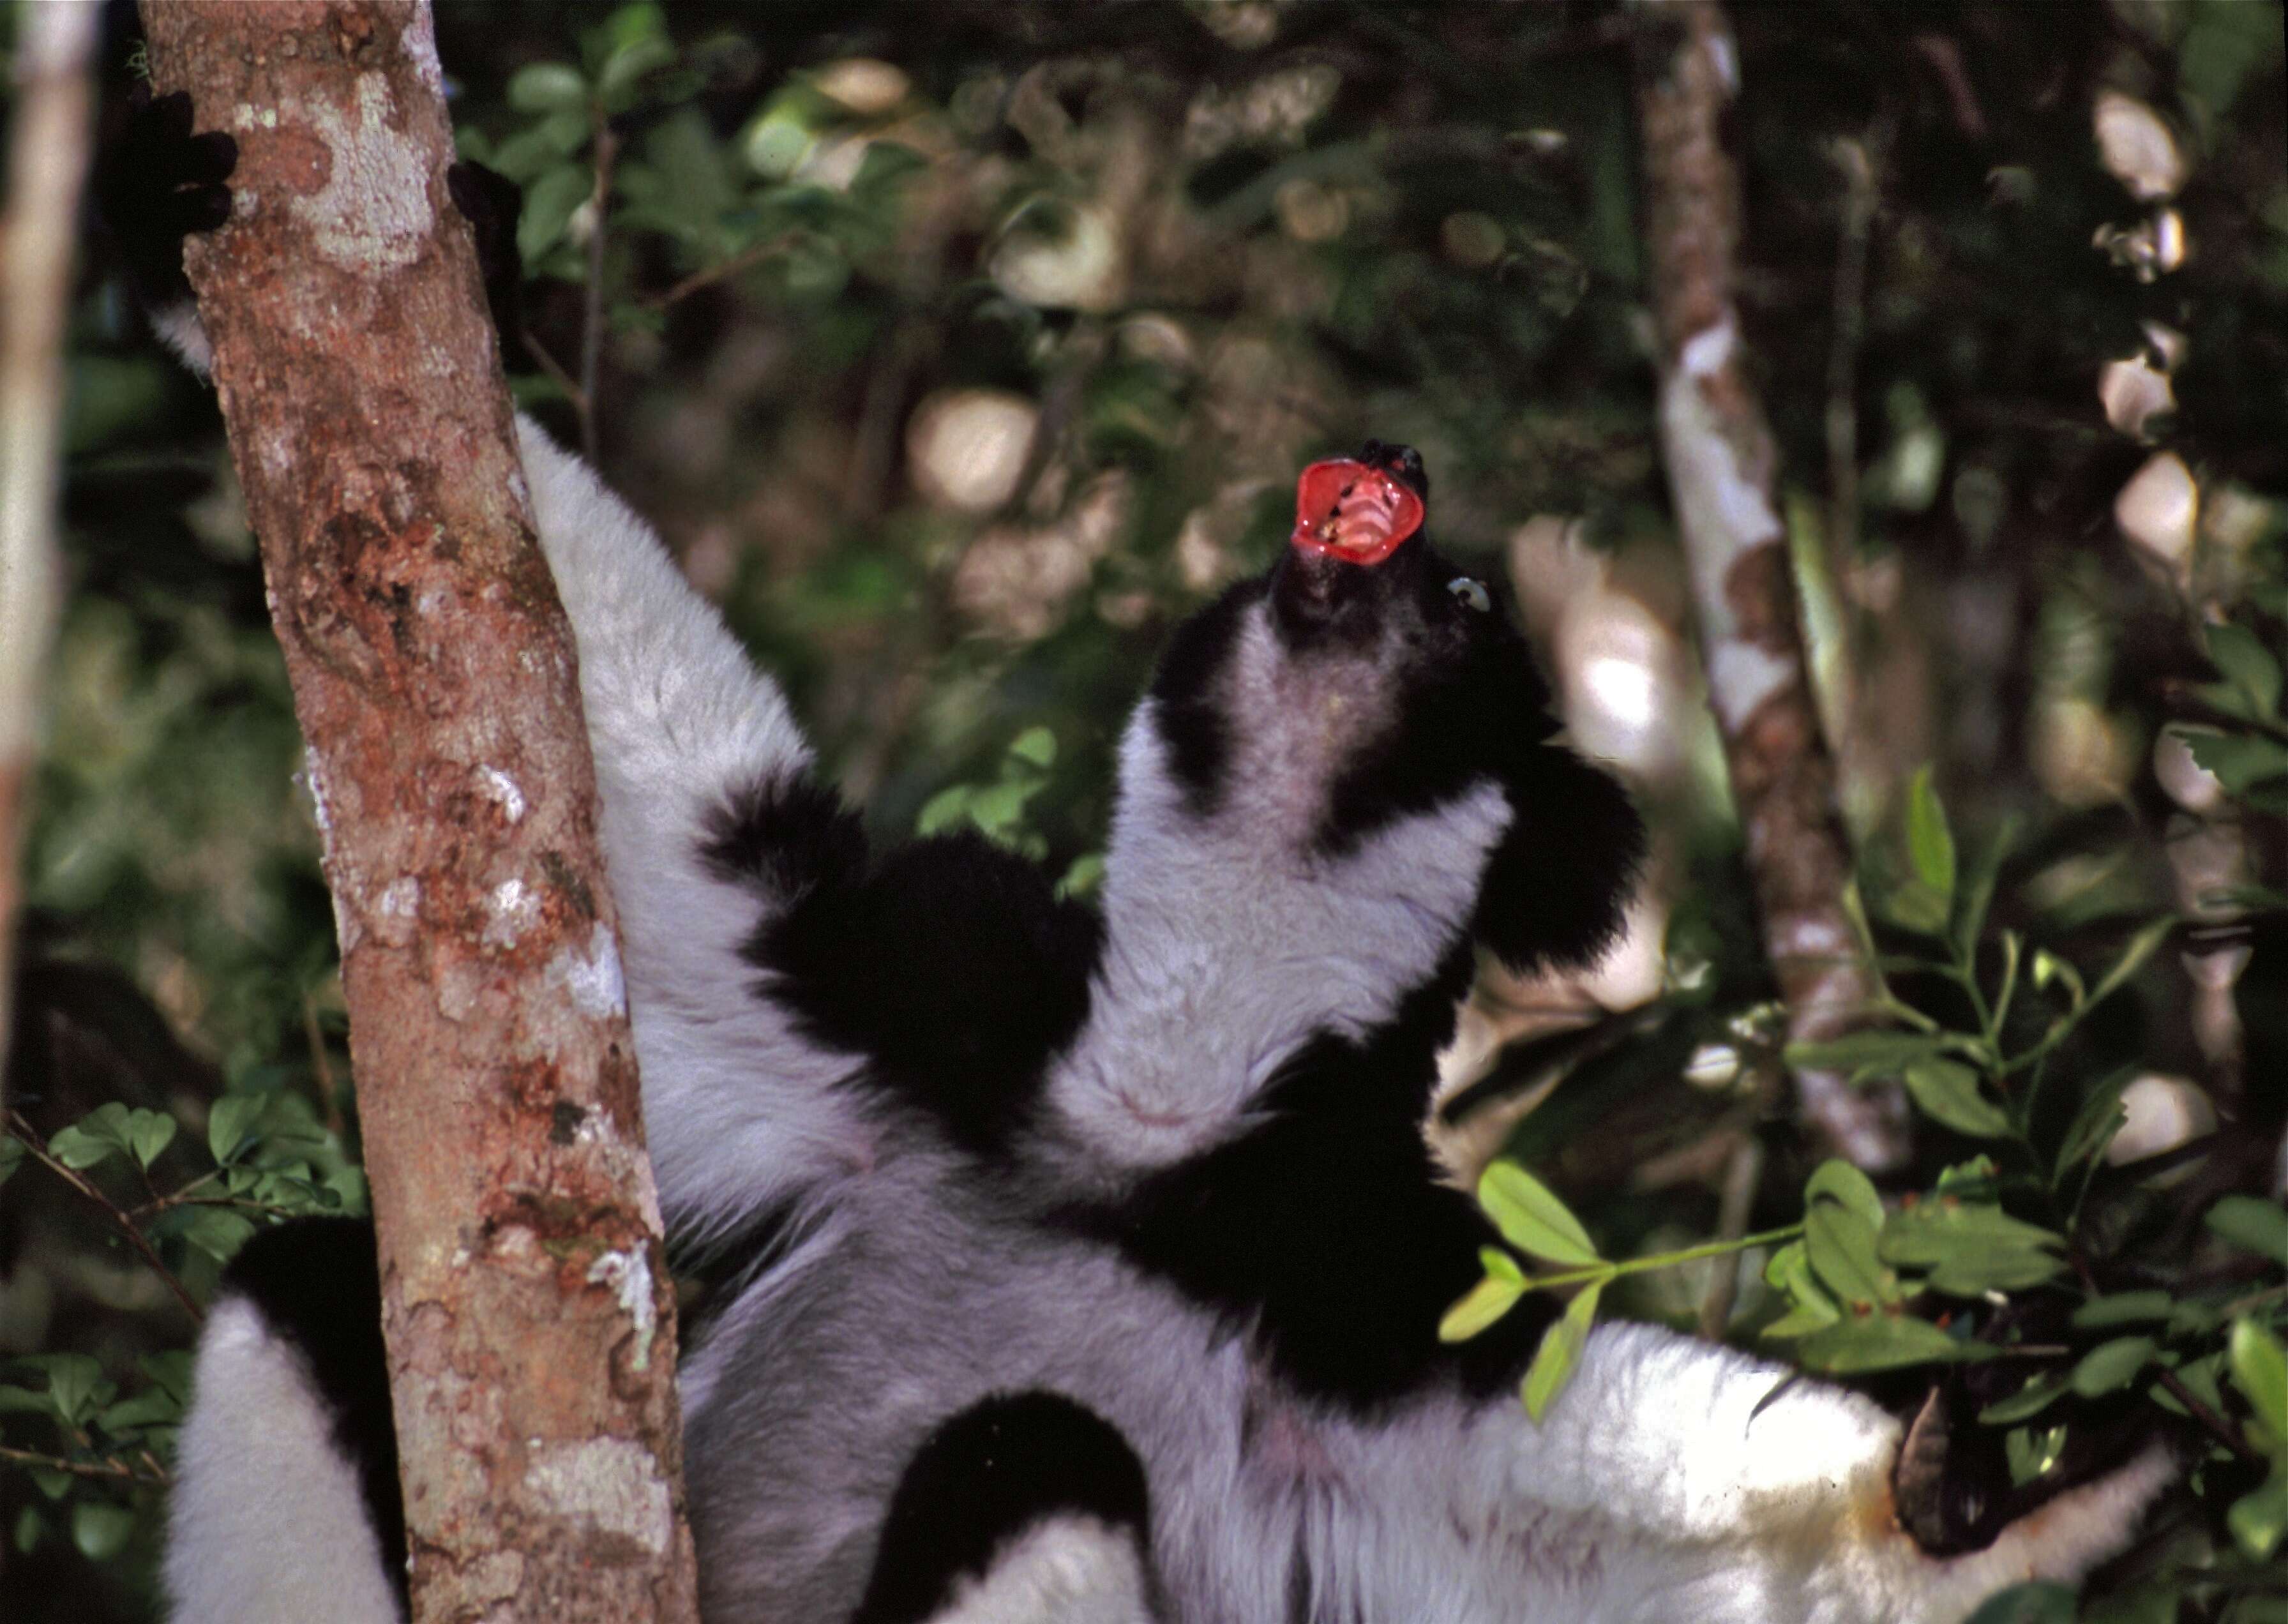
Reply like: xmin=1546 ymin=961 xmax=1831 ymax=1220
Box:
xmin=930 ymin=1517 xmax=1157 ymax=1624
xmin=163 ymin=367 xmax=2165 ymax=1620
xmin=163 ymin=1301 xmax=402 ymax=1624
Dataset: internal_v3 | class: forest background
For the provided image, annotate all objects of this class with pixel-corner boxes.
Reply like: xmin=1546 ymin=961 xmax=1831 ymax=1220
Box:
xmin=0 ymin=1 xmax=2283 ymax=1620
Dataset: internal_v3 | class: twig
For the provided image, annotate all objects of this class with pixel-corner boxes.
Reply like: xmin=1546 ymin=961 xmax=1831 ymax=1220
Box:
xmin=640 ymin=232 xmax=803 ymax=313
xmin=522 ymin=331 xmax=589 ymax=417
xmin=1823 ymin=124 xmax=1886 ymax=567
xmin=576 ymin=119 xmax=617 ymax=463
xmin=303 ymin=986 xmax=344 ymax=1141
xmin=1697 ymin=1130 xmax=1765 ymax=1339
xmin=6 ymin=1110 xmax=204 ymax=1326
xmin=2153 ymin=1366 xmax=2267 ymax=1468
xmin=0 ymin=1443 xmax=170 ymax=1489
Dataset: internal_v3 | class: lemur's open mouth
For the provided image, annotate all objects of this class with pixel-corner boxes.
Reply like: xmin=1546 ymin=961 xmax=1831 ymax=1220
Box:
xmin=1289 ymin=460 xmax=1424 ymax=566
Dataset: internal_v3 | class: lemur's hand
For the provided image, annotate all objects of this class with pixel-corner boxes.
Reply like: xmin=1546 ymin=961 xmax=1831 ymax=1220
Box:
xmin=444 ymin=159 xmax=527 ymax=357
xmin=95 ymin=86 xmax=236 ymax=307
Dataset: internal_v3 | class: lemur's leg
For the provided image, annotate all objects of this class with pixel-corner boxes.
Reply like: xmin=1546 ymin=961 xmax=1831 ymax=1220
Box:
xmin=1327 ymin=1321 xmax=2174 ymax=1624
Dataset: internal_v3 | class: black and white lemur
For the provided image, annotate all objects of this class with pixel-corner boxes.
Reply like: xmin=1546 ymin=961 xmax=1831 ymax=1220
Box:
xmin=107 ymin=83 xmax=2168 ymax=1624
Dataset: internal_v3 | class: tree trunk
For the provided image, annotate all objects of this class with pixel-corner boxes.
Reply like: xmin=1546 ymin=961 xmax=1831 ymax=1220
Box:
xmin=1634 ymin=0 xmax=1911 ymax=1172
xmin=0 ymin=1 xmax=100 ymax=1115
xmin=139 ymin=5 xmax=700 ymax=1618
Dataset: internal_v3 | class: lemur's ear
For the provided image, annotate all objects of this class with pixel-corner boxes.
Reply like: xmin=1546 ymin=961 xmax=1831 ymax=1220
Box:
xmin=1471 ymin=746 xmax=1644 ymax=974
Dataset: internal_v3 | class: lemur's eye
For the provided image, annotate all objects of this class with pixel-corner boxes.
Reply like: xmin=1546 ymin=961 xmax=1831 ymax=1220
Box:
xmin=1447 ymin=577 xmax=1491 ymax=613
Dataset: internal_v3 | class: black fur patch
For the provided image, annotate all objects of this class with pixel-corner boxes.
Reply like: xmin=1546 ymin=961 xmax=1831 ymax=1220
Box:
xmin=705 ymin=774 xmax=1103 ymax=1157
xmin=93 ymin=86 xmax=236 ymax=309
xmin=704 ymin=771 xmax=868 ymax=904
xmin=217 ymin=1218 xmax=405 ymax=1616
xmin=1096 ymin=945 xmax=1556 ymax=1410
xmin=1472 ymin=742 xmax=1646 ymax=972
xmin=1146 ymin=580 xmax=1261 ymax=820
xmin=852 ymin=1390 xmax=1152 ymax=1624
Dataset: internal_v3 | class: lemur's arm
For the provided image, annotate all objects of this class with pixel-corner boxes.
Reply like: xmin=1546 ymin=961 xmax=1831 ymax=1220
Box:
xmin=102 ymin=90 xmax=884 ymax=1244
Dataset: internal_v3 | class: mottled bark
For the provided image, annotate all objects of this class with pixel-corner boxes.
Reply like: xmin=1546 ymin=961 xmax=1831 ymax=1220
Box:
xmin=1634 ymin=0 xmax=1910 ymax=1171
xmin=140 ymin=6 xmax=699 ymax=1619
xmin=0 ymin=2 xmax=100 ymax=1113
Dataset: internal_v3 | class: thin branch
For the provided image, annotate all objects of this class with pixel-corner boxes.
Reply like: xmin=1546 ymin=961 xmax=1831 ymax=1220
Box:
xmin=0 ymin=1443 xmax=171 ymax=1489
xmin=577 ymin=119 xmax=617 ymax=464
xmin=641 ymin=231 xmax=804 ymax=312
xmin=2153 ymin=1365 xmax=2268 ymax=1468
xmin=6 ymin=1110 xmax=204 ymax=1326
xmin=1697 ymin=1131 xmax=1765 ymax=1339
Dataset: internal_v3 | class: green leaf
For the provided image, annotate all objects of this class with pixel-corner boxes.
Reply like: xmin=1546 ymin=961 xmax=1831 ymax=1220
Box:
xmin=2005 ymin=1422 xmax=2068 ymax=1487
xmin=1805 ymin=1159 xmax=1887 ymax=1231
xmin=1902 ymin=1058 xmax=2012 ymax=1138
xmin=2029 ymin=947 xmax=2084 ymax=1004
xmin=98 ymin=1387 xmax=183 ymax=1433
xmin=507 ymin=61 xmax=589 ymax=114
xmin=598 ymin=34 xmax=676 ymax=109
xmin=44 ymin=1125 xmax=116 ymax=1171
xmin=1962 ymin=1581 xmax=2077 ymax=1624
xmin=1796 ymin=1315 xmax=1987 ymax=1374
xmin=1907 ymin=765 xmax=1957 ymax=902
xmin=1759 ymin=1240 xmax=1842 ymax=1337
xmin=35 ymin=1355 xmax=110 ymax=1427
xmin=915 ymin=785 xmax=972 ymax=837
xmin=1479 ymin=1247 xmax=1524 ymax=1286
xmin=2071 ymin=1291 xmax=2175 ymax=1329
xmin=11 ymin=1505 xmax=40 ymax=1554
xmin=1438 ymin=1272 xmax=1526 ymax=1343
xmin=2227 ymin=1465 xmax=2288 ymax=1562
xmin=2069 ymin=1335 xmax=2156 ymax=1397
xmin=1952 ymin=821 xmax=2017 ymax=959
xmin=0 ymin=1134 xmax=22 ymax=1188
xmin=1881 ymin=1202 xmax=2065 ymax=1297
xmin=1979 ymin=1374 xmax=2073 ymax=1425
xmin=2207 ymin=621 xmax=2283 ymax=718
xmin=2207 ymin=1194 xmax=2288 ymax=1263
xmin=518 ymin=162 xmax=593 ymax=270
xmin=183 ymin=1207 xmax=257 ymax=1263
xmin=1785 ymin=1030 xmax=1945 ymax=1078
xmin=2082 ymin=917 xmax=2176 ymax=1012
xmin=1478 ymin=1162 xmax=1600 ymax=1267
xmin=71 ymin=1502 xmax=136 ymax=1563
xmin=207 ymin=1094 xmax=266 ymax=1166
xmin=124 ymin=1108 xmax=176 ymax=1170
xmin=2229 ymin=1319 xmax=2288 ymax=1441
xmin=0 ymin=1384 xmax=54 ymax=1415
xmin=966 ymin=778 xmax=1037 ymax=836
xmin=1006 ymin=726 xmax=1058 ymax=770
xmin=1521 ymin=1280 xmax=1603 ymax=1420
xmin=2183 ymin=730 xmax=2288 ymax=792
xmin=49 ymin=1102 xmax=135 ymax=1169
xmin=1805 ymin=1201 xmax=1893 ymax=1307
xmin=1055 ymin=853 xmax=1105 ymax=901
xmin=2056 ymin=1067 xmax=2137 ymax=1173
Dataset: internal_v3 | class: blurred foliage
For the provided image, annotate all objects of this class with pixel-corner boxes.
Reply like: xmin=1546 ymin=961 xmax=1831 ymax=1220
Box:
xmin=3 ymin=1 xmax=2285 ymax=1620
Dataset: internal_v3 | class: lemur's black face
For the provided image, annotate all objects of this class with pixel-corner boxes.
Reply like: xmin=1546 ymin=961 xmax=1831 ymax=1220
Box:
xmin=1147 ymin=442 xmax=1643 ymax=974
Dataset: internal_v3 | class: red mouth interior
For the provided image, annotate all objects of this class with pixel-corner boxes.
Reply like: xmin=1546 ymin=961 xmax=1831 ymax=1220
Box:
xmin=1289 ymin=460 xmax=1424 ymax=566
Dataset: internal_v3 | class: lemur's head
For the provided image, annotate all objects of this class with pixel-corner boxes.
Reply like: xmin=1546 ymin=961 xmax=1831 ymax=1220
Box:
xmin=1124 ymin=440 xmax=1643 ymax=981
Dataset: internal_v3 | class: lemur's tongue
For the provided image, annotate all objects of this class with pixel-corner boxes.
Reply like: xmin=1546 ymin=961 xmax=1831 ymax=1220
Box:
xmin=1289 ymin=460 xmax=1423 ymax=566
